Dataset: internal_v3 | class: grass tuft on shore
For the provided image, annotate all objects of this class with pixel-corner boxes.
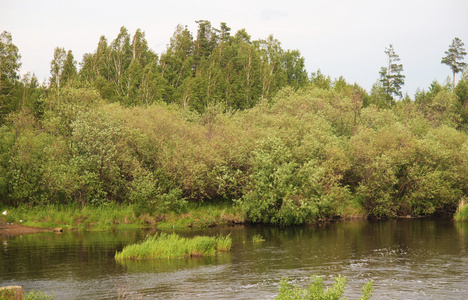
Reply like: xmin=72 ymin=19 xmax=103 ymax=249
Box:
xmin=115 ymin=232 xmax=232 ymax=260
xmin=454 ymin=202 xmax=468 ymax=221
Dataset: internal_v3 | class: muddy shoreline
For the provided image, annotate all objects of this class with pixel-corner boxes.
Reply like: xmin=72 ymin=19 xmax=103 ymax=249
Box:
xmin=0 ymin=223 xmax=49 ymax=236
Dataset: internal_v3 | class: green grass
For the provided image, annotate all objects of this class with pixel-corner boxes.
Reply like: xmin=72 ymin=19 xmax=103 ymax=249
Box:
xmin=0 ymin=289 xmax=54 ymax=300
xmin=1 ymin=202 xmax=246 ymax=231
xmin=1 ymin=204 xmax=145 ymax=231
xmin=24 ymin=290 xmax=55 ymax=300
xmin=276 ymin=275 xmax=373 ymax=300
xmin=156 ymin=202 xmax=245 ymax=229
xmin=454 ymin=204 xmax=468 ymax=221
xmin=115 ymin=232 xmax=232 ymax=259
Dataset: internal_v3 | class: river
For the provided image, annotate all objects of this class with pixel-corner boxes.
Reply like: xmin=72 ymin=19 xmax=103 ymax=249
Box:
xmin=1 ymin=219 xmax=467 ymax=299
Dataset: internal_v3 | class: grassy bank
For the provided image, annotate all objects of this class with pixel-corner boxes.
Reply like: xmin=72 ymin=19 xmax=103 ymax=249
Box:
xmin=115 ymin=232 xmax=232 ymax=259
xmin=0 ymin=202 xmax=246 ymax=231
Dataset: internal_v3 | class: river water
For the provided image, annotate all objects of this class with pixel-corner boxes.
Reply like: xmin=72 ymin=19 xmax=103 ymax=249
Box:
xmin=1 ymin=219 xmax=467 ymax=299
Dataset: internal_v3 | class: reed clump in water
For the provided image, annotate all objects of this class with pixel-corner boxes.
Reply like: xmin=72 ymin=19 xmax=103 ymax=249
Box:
xmin=252 ymin=234 xmax=265 ymax=243
xmin=115 ymin=232 xmax=232 ymax=260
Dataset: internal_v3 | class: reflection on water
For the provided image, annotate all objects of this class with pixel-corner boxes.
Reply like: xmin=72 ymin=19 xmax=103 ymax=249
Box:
xmin=1 ymin=219 xmax=467 ymax=299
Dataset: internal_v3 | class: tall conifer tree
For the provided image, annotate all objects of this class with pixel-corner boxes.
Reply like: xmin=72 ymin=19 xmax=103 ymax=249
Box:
xmin=379 ymin=44 xmax=405 ymax=103
xmin=442 ymin=37 xmax=467 ymax=91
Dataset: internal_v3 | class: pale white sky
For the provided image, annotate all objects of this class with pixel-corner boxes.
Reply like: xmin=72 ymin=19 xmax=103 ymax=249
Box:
xmin=1 ymin=0 xmax=467 ymax=97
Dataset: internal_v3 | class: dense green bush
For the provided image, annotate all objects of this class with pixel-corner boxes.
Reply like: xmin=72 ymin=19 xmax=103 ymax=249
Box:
xmin=1 ymin=83 xmax=467 ymax=222
xmin=239 ymin=137 xmax=347 ymax=225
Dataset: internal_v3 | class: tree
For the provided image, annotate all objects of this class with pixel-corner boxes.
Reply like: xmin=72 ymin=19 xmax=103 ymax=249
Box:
xmin=0 ymin=31 xmax=22 ymax=120
xmin=50 ymin=47 xmax=67 ymax=91
xmin=283 ymin=50 xmax=308 ymax=89
xmin=455 ymin=68 xmax=468 ymax=126
xmin=159 ymin=25 xmax=194 ymax=104
xmin=0 ymin=31 xmax=21 ymax=93
xmin=379 ymin=44 xmax=405 ymax=103
xmin=441 ymin=37 xmax=467 ymax=91
xmin=109 ymin=26 xmax=132 ymax=98
xmin=61 ymin=50 xmax=77 ymax=86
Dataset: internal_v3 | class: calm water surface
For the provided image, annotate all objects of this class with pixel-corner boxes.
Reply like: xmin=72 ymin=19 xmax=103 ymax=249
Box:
xmin=1 ymin=219 xmax=468 ymax=299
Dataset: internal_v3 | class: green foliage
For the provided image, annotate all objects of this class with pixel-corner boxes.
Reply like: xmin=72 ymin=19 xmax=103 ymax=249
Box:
xmin=455 ymin=76 xmax=468 ymax=127
xmin=0 ymin=290 xmax=54 ymax=300
xmin=240 ymin=137 xmax=320 ymax=225
xmin=404 ymin=127 xmax=468 ymax=214
xmin=276 ymin=275 xmax=373 ymax=300
xmin=415 ymin=88 xmax=461 ymax=128
xmin=24 ymin=290 xmax=55 ymax=300
xmin=2 ymin=25 xmax=468 ymax=224
xmin=379 ymin=44 xmax=405 ymax=102
xmin=78 ymin=22 xmax=308 ymax=111
xmin=0 ymin=30 xmax=22 ymax=122
xmin=3 ymin=203 xmax=144 ymax=231
xmin=114 ymin=232 xmax=232 ymax=259
xmin=441 ymin=37 xmax=467 ymax=89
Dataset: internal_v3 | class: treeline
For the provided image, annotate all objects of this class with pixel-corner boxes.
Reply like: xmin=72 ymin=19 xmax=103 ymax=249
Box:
xmin=1 ymin=21 xmax=309 ymax=119
xmin=0 ymin=24 xmax=468 ymax=225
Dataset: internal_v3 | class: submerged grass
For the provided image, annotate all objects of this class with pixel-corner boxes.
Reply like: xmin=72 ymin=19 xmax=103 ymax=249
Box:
xmin=115 ymin=232 xmax=232 ymax=260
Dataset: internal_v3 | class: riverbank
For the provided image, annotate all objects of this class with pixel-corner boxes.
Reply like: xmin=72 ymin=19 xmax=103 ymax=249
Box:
xmin=0 ymin=203 xmax=248 ymax=234
xmin=4 ymin=201 xmax=462 ymax=236
xmin=0 ymin=223 xmax=48 ymax=236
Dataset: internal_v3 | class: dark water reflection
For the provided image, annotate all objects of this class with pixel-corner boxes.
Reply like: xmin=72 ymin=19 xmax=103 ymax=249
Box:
xmin=1 ymin=219 xmax=467 ymax=299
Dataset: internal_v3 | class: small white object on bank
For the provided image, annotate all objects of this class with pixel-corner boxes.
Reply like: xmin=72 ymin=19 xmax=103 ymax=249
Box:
xmin=2 ymin=210 xmax=6 ymax=215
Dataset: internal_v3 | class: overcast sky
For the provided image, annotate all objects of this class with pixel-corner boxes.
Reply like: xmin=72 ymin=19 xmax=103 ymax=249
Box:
xmin=1 ymin=0 xmax=467 ymax=97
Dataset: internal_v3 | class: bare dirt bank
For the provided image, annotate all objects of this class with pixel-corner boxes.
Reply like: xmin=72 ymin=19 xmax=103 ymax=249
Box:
xmin=0 ymin=223 xmax=49 ymax=236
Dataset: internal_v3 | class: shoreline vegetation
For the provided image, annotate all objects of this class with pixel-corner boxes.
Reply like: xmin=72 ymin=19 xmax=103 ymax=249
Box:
xmin=0 ymin=23 xmax=467 ymax=230
xmin=1 ymin=201 xmax=465 ymax=235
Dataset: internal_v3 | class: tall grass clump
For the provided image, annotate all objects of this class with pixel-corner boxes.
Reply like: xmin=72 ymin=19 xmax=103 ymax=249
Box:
xmin=24 ymin=290 xmax=55 ymax=300
xmin=115 ymin=232 xmax=232 ymax=260
xmin=276 ymin=275 xmax=373 ymax=300
xmin=454 ymin=197 xmax=468 ymax=221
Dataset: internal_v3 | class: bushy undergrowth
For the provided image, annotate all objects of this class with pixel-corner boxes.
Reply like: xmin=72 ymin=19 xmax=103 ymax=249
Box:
xmin=114 ymin=232 xmax=232 ymax=259
xmin=276 ymin=275 xmax=373 ymax=300
xmin=1 ymin=84 xmax=467 ymax=225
